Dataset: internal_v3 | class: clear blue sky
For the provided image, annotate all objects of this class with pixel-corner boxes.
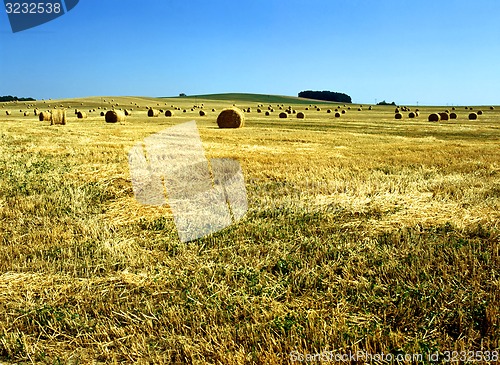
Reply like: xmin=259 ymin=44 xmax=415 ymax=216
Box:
xmin=1 ymin=0 xmax=499 ymax=105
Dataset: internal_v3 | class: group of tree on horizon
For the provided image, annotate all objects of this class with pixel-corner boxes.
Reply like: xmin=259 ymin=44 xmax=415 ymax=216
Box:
xmin=0 ymin=95 xmax=35 ymax=102
xmin=298 ymin=90 xmax=352 ymax=103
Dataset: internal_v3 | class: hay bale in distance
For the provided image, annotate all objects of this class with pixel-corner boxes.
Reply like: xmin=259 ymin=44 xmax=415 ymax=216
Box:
xmin=335 ymin=112 xmax=341 ymax=118
xmin=148 ymin=108 xmax=159 ymax=117
xmin=341 ymin=110 xmax=346 ymax=114
xmin=265 ymin=111 xmax=270 ymax=116
xmin=165 ymin=110 xmax=174 ymax=117
xmin=279 ymin=112 xmax=288 ymax=119
xmin=490 ymin=106 xmax=495 ymax=110
xmin=217 ymin=107 xmax=245 ymax=128
xmin=24 ymin=111 xmax=30 ymax=116
xmin=469 ymin=112 xmax=478 ymax=120
xmin=428 ymin=113 xmax=440 ymax=122
xmin=77 ymin=111 xmax=87 ymax=119
xmin=199 ymin=110 xmax=206 ymax=117
xmin=105 ymin=110 xmax=125 ymax=123
xmin=450 ymin=112 xmax=457 ymax=119
xmin=408 ymin=112 xmax=416 ymax=118
xmin=297 ymin=112 xmax=305 ymax=119
xmin=439 ymin=112 xmax=449 ymax=121
xmin=100 ymin=111 xmax=105 ymax=116
xmin=51 ymin=109 xmax=66 ymax=125
xmin=5 ymin=111 xmax=11 ymax=116
xmin=39 ymin=111 xmax=51 ymax=121
xmin=477 ymin=110 xmax=483 ymax=115
xmin=395 ymin=113 xmax=403 ymax=119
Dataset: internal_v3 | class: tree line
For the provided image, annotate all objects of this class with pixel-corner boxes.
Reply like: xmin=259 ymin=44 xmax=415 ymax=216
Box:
xmin=0 ymin=95 xmax=36 ymax=102
xmin=298 ymin=90 xmax=352 ymax=103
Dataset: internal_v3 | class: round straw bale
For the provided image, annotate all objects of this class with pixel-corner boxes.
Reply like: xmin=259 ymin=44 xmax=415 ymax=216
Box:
xmin=183 ymin=109 xmax=187 ymax=113
xmin=305 ymin=107 xmax=309 ymax=110
xmin=165 ymin=110 xmax=174 ymax=117
xmin=77 ymin=111 xmax=87 ymax=119
xmin=297 ymin=112 xmax=305 ymax=119
xmin=449 ymin=112 xmax=457 ymax=119
xmin=335 ymin=112 xmax=341 ymax=118
xmin=477 ymin=110 xmax=483 ymax=115
xmin=395 ymin=113 xmax=403 ymax=119
xmin=292 ymin=110 xmax=296 ymax=114
xmin=5 ymin=111 xmax=11 ymax=115
xmin=439 ymin=112 xmax=449 ymax=121
xmin=341 ymin=110 xmax=346 ymax=114
xmin=279 ymin=112 xmax=288 ymax=119
xmin=148 ymin=108 xmax=159 ymax=117
xmin=199 ymin=110 xmax=206 ymax=116
xmin=38 ymin=111 xmax=51 ymax=121
xmin=469 ymin=112 xmax=478 ymax=120
xmin=24 ymin=111 xmax=30 ymax=116
xmin=428 ymin=113 xmax=440 ymax=122
xmin=452 ymin=107 xmax=456 ymax=111
xmin=408 ymin=112 xmax=416 ymax=118
xmin=247 ymin=108 xmax=251 ymax=113
xmin=415 ymin=111 xmax=420 ymax=117
xmin=124 ymin=109 xmax=132 ymax=116
xmin=316 ymin=108 xmax=321 ymax=111
xmin=33 ymin=109 xmax=38 ymax=116
xmin=358 ymin=108 xmax=362 ymax=111
xmin=395 ymin=108 xmax=400 ymax=113
xmin=51 ymin=109 xmax=66 ymax=125
xmin=348 ymin=107 xmax=351 ymax=110
xmin=327 ymin=109 xmax=332 ymax=113
xmin=217 ymin=107 xmax=245 ymax=128
xmin=105 ymin=110 xmax=125 ymax=123
xmin=257 ymin=108 xmax=262 ymax=113
xmin=368 ymin=106 xmax=373 ymax=110
xmin=100 ymin=111 xmax=105 ymax=116
xmin=490 ymin=106 xmax=495 ymax=110
xmin=265 ymin=111 xmax=270 ymax=116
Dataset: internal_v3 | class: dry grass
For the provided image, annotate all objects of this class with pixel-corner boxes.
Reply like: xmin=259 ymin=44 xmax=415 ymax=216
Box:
xmin=0 ymin=97 xmax=499 ymax=364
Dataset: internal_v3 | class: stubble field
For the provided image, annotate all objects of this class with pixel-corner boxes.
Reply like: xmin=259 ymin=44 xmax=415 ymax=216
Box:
xmin=0 ymin=95 xmax=499 ymax=364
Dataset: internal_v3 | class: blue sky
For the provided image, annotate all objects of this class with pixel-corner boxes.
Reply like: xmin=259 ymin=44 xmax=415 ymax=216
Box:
xmin=1 ymin=0 xmax=499 ymax=105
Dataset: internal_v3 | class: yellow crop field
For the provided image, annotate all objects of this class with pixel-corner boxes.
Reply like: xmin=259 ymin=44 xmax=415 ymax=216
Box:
xmin=0 ymin=95 xmax=498 ymax=363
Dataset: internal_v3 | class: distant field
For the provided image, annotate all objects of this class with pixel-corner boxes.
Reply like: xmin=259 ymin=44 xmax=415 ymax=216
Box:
xmin=173 ymin=92 xmax=335 ymax=104
xmin=0 ymin=96 xmax=499 ymax=364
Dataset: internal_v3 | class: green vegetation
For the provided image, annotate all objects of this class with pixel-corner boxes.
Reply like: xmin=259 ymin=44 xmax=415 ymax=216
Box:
xmin=298 ymin=90 xmax=352 ymax=103
xmin=0 ymin=96 xmax=499 ymax=363
xmin=0 ymin=95 xmax=36 ymax=102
